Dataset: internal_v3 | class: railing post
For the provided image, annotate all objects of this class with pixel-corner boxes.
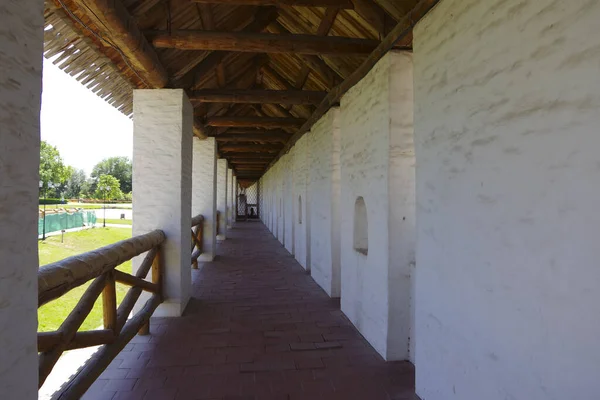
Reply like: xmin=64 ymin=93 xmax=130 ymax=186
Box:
xmin=139 ymin=247 xmax=162 ymax=335
xmin=103 ymin=271 xmax=118 ymax=335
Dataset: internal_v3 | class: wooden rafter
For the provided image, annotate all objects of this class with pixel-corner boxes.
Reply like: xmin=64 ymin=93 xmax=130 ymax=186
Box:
xmin=153 ymin=31 xmax=380 ymax=55
xmin=206 ymin=116 xmax=305 ymax=128
xmin=272 ymin=0 xmax=439 ymax=163
xmin=190 ymin=0 xmax=354 ymax=7
xmin=190 ymin=89 xmax=326 ymax=104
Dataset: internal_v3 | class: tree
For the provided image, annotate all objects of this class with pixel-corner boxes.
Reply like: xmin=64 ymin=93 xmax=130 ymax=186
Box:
xmin=91 ymin=157 xmax=132 ymax=194
xmin=94 ymin=174 xmax=123 ymax=200
xmin=39 ymin=141 xmax=71 ymax=192
xmin=64 ymin=169 xmax=87 ymax=199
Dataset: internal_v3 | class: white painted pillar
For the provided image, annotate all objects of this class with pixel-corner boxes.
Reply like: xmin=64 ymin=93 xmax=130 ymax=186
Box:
xmin=192 ymin=137 xmax=217 ymax=261
xmin=232 ymin=175 xmax=237 ymax=222
xmin=339 ymin=52 xmax=414 ymax=361
xmin=227 ymin=168 xmax=233 ymax=228
xmin=216 ymin=158 xmax=228 ymax=240
xmin=0 ymin=1 xmax=43 ymax=397
xmin=133 ymin=89 xmax=193 ymax=317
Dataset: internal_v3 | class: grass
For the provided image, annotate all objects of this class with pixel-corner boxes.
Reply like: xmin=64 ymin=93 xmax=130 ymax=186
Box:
xmin=38 ymin=227 xmax=132 ymax=332
xmin=100 ymin=218 xmax=132 ymax=225
xmin=65 ymin=203 xmax=132 ymax=210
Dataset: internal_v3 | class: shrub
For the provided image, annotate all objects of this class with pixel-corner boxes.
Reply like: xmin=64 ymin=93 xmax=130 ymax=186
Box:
xmin=39 ymin=198 xmax=67 ymax=205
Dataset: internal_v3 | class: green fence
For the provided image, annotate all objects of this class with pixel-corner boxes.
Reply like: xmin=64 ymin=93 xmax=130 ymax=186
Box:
xmin=38 ymin=211 xmax=97 ymax=236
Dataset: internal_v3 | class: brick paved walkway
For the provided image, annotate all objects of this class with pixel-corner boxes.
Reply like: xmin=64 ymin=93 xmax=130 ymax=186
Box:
xmin=83 ymin=222 xmax=416 ymax=400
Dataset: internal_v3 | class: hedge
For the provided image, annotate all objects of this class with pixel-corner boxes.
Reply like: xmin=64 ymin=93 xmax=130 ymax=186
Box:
xmin=39 ymin=198 xmax=67 ymax=205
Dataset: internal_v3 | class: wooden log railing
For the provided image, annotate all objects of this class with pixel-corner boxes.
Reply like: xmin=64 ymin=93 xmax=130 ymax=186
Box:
xmin=37 ymin=229 xmax=166 ymax=399
xmin=191 ymin=214 xmax=204 ymax=269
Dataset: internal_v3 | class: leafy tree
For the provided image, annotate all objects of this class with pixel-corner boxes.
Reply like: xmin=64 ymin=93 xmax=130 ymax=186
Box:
xmin=91 ymin=157 xmax=132 ymax=194
xmin=64 ymin=169 xmax=87 ymax=198
xmin=94 ymin=174 xmax=123 ymax=200
xmin=39 ymin=141 xmax=71 ymax=192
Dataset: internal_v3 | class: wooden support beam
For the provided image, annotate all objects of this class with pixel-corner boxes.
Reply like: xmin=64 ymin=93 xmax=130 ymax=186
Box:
xmin=174 ymin=8 xmax=279 ymax=88
xmin=226 ymin=153 xmax=277 ymax=159
xmin=206 ymin=116 xmax=305 ymax=128
xmin=153 ymin=31 xmax=380 ymax=55
xmin=220 ymin=128 xmax=289 ymax=135
xmin=229 ymin=160 xmax=271 ymax=164
xmin=272 ymin=0 xmax=439 ymax=163
xmin=351 ymin=0 xmax=396 ymax=36
xmin=190 ymin=89 xmax=326 ymax=105
xmin=70 ymin=0 xmax=168 ymax=88
xmin=216 ymin=134 xmax=289 ymax=143
xmin=220 ymin=143 xmax=283 ymax=152
xmin=190 ymin=0 xmax=354 ymax=7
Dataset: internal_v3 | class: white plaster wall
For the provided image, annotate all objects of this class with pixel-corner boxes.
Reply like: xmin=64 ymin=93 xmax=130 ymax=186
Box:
xmin=284 ymin=151 xmax=295 ymax=255
xmin=133 ymin=89 xmax=193 ymax=317
xmin=414 ymin=1 xmax=600 ymax=399
xmin=0 ymin=1 xmax=43 ymax=396
xmin=192 ymin=137 xmax=217 ymax=261
xmin=216 ymin=158 xmax=228 ymax=240
xmin=293 ymin=134 xmax=309 ymax=270
xmin=232 ymin=175 xmax=237 ymax=220
xmin=340 ymin=52 xmax=415 ymax=361
xmin=308 ymin=108 xmax=341 ymax=298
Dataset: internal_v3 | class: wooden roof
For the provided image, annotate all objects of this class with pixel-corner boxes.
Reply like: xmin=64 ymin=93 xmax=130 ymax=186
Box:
xmin=43 ymin=0 xmax=438 ymax=185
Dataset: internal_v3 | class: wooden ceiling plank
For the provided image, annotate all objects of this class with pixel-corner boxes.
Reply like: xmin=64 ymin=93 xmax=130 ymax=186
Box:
xmin=350 ymin=0 xmax=397 ymax=36
xmin=190 ymin=89 xmax=326 ymax=104
xmin=190 ymin=0 xmax=354 ymax=8
xmin=173 ymin=7 xmax=279 ymax=88
xmin=272 ymin=0 xmax=439 ymax=163
xmin=206 ymin=116 xmax=305 ymax=128
xmin=70 ymin=0 xmax=168 ymax=88
xmin=152 ymin=31 xmax=380 ymax=55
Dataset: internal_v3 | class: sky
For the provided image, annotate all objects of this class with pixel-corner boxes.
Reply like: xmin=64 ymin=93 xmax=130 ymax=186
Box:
xmin=41 ymin=58 xmax=133 ymax=175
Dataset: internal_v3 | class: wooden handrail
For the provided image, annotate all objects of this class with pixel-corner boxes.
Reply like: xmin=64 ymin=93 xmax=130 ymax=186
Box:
xmin=191 ymin=214 xmax=204 ymax=269
xmin=37 ymin=230 xmax=166 ymax=399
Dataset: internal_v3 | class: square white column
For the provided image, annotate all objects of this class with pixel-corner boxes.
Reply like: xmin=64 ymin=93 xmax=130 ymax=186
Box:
xmin=227 ymin=168 xmax=233 ymax=228
xmin=216 ymin=158 xmax=228 ymax=240
xmin=0 ymin=1 xmax=43 ymax=397
xmin=340 ymin=51 xmax=415 ymax=361
xmin=192 ymin=137 xmax=217 ymax=261
xmin=232 ymin=175 xmax=237 ymax=222
xmin=133 ymin=89 xmax=193 ymax=317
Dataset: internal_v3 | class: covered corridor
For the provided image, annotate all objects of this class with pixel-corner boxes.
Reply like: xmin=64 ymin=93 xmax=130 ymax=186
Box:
xmin=83 ymin=222 xmax=415 ymax=400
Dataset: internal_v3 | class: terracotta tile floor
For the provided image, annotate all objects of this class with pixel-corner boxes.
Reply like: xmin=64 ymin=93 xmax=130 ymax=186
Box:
xmin=84 ymin=222 xmax=416 ymax=400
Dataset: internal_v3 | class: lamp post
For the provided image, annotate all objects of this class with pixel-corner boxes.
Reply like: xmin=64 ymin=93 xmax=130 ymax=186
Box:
xmin=100 ymin=185 xmax=109 ymax=227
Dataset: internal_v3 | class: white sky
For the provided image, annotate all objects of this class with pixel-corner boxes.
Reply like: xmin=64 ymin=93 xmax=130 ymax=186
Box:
xmin=41 ymin=58 xmax=133 ymax=175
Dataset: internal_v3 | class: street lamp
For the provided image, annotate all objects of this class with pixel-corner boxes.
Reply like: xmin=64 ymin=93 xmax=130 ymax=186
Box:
xmin=99 ymin=185 xmax=109 ymax=227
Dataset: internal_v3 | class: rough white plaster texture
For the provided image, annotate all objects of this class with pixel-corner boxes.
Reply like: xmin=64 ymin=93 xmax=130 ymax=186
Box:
xmin=216 ymin=159 xmax=228 ymax=240
xmin=133 ymin=89 xmax=193 ymax=317
xmin=339 ymin=51 xmax=415 ymax=361
xmin=232 ymin=175 xmax=237 ymax=219
xmin=292 ymin=134 xmax=309 ymax=269
xmin=414 ymin=1 xmax=600 ymax=399
xmin=192 ymin=137 xmax=217 ymax=261
xmin=308 ymin=108 xmax=341 ymax=298
xmin=0 ymin=1 xmax=43 ymax=396
xmin=227 ymin=168 xmax=233 ymax=228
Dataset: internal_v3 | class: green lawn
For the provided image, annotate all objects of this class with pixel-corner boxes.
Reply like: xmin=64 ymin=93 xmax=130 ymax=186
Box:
xmin=38 ymin=227 xmax=133 ymax=332
xmin=100 ymin=218 xmax=132 ymax=225
xmin=65 ymin=203 xmax=132 ymax=210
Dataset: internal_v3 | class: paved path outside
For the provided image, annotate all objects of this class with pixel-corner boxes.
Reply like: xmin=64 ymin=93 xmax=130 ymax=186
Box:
xmin=82 ymin=222 xmax=416 ymax=400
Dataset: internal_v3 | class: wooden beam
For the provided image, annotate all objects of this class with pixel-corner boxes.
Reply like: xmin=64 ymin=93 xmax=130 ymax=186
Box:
xmin=220 ymin=143 xmax=282 ymax=151
xmin=174 ymin=8 xmax=279 ymax=88
xmin=272 ymin=0 xmax=439 ymax=162
xmin=70 ymin=0 xmax=168 ymax=88
xmin=229 ymin=160 xmax=270 ymax=164
xmin=190 ymin=89 xmax=326 ymax=105
xmin=190 ymin=0 xmax=353 ymax=7
xmin=216 ymin=134 xmax=289 ymax=143
xmin=226 ymin=153 xmax=277 ymax=159
xmin=220 ymin=128 xmax=289 ymax=135
xmin=153 ymin=31 xmax=380 ymax=55
xmin=206 ymin=116 xmax=305 ymax=128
